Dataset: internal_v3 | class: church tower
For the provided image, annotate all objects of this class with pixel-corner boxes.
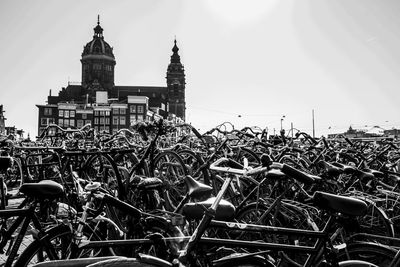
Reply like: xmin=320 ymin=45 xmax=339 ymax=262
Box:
xmin=166 ymin=39 xmax=186 ymax=120
xmin=81 ymin=16 xmax=116 ymax=92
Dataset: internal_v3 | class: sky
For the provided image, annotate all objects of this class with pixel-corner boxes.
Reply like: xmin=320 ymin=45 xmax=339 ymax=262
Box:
xmin=0 ymin=0 xmax=400 ymax=138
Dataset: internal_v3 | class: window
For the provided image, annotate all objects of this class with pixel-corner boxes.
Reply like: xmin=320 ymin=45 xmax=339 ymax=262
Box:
xmin=94 ymin=110 xmax=99 ymax=116
xmin=58 ymin=119 xmax=63 ymax=126
xmin=99 ymin=117 xmax=104 ymax=125
xmin=137 ymin=115 xmax=144 ymax=122
xmin=100 ymin=126 xmax=109 ymax=133
xmin=105 ymin=111 xmax=110 ymax=116
xmin=119 ymin=116 xmax=126 ymax=125
xmin=48 ymin=118 xmax=55 ymax=124
xmin=130 ymin=115 xmax=136 ymax=125
xmin=113 ymin=108 xmax=119 ymax=115
xmin=77 ymin=120 xmax=84 ymax=128
xmin=105 ymin=118 xmax=110 ymax=124
xmin=113 ymin=117 xmax=119 ymax=125
xmin=64 ymin=110 xmax=69 ymax=118
xmin=70 ymin=111 xmax=75 ymax=118
xmin=44 ymin=108 xmax=52 ymax=116
xmin=69 ymin=120 xmax=75 ymax=127
xmin=137 ymin=105 xmax=144 ymax=114
xmin=120 ymin=108 xmax=126 ymax=115
xmin=99 ymin=111 xmax=105 ymax=116
xmin=85 ymin=120 xmax=91 ymax=125
xmin=59 ymin=110 xmax=64 ymax=117
xmin=41 ymin=118 xmax=48 ymax=126
xmin=94 ymin=117 xmax=99 ymax=125
xmin=93 ymin=63 xmax=101 ymax=70
xmin=130 ymin=105 xmax=136 ymax=113
xmin=82 ymin=113 xmax=87 ymax=120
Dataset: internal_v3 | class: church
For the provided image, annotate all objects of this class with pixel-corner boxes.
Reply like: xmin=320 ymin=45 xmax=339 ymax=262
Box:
xmin=36 ymin=17 xmax=186 ymax=135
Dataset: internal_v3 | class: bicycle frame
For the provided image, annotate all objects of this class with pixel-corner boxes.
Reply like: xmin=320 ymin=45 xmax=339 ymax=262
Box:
xmin=0 ymin=202 xmax=49 ymax=267
xmin=74 ymin=160 xmax=351 ymax=266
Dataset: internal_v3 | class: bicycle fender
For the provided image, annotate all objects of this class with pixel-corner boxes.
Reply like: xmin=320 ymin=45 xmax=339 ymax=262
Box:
xmin=338 ymin=260 xmax=378 ymax=266
xmin=137 ymin=253 xmax=173 ymax=267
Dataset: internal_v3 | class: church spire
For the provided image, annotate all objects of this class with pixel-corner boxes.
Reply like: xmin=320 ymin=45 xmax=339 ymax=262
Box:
xmin=93 ymin=15 xmax=103 ymax=38
xmin=171 ymin=38 xmax=181 ymax=64
xmin=166 ymin=38 xmax=186 ymax=120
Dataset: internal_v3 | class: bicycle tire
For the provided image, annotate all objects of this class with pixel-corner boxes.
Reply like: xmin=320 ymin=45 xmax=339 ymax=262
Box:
xmin=232 ymin=147 xmax=260 ymax=168
xmin=87 ymin=258 xmax=164 ymax=267
xmin=235 ymin=200 xmax=319 ymax=266
xmin=114 ymin=152 xmax=150 ymax=177
xmin=338 ymin=260 xmax=379 ymax=266
xmin=5 ymin=157 xmax=24 ymax=191
xmin=336 ymin=242 xmax=396 ymax=267
xmin=153 ymin=150 xmax=188 ymax=211
xmin=176 ymin=149 xmax=210 ymax=185
xmin=349 ymin=196 xmax=395 ymax=242
xmin=14 ymin=224 xmax=73 ymax=266
xmin=83 ymin=153 xmax=125 ymax=200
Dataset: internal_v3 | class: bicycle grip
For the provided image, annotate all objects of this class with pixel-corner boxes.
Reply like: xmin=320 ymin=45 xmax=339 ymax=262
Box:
xmin=344 ymin=137 xmax=354 ymax=146
xmin=281 ymin=164 xmax=315 ymax=184
xmin=191 ymin=127 xmax=203 ymax=140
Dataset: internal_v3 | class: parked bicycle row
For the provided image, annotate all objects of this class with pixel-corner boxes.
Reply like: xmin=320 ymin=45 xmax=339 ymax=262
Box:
xmin=1 ymin=120 xmax=400 ymax=266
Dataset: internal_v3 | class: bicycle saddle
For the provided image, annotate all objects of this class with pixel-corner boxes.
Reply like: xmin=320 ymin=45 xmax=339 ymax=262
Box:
xmin=184 ymin=175 xmax=213 ymax=199
xmin=183 ymin=197 xmax=235 ymax=221
xmin=318 ymin=161 xmax=343 ymax=176
xmin=332 ymin=162 xmax=356 ymax=174
xmin=19 ymin=180 xmax=64 ymax=199
xmin=312 ymin=191 xmax=367 ymax=217
xmin=265 ymin=169 xmax=285 ymax=179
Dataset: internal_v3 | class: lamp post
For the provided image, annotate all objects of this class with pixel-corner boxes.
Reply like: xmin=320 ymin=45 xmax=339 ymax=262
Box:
xmin=280 ymin=115 xmax=285 ymax=131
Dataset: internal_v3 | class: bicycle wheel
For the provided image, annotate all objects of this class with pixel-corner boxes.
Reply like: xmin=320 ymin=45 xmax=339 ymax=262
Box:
xmin=83 ymin=153 xmax=125 ymax=199
xmin=14 ymin=224 xmax=73 ymax=266
xmin=114 ymin=152 xmax=150 ymax=177
xmin=349 ymin=197 xmax=395 ymax=242
xmin=336 ymin=242 xmax=396 ymax=267
xmin=235 ymin=200 xmax=319 ymax=266
xmin=5 ymin=157 xmax=23 ymax=192
xmin=232 ymin=147 xmax=260 ymax=169
xmin=153 ymin=151 xmax=188 ymax=210
xmin=176 ymin=149 xmax=210 ymax=185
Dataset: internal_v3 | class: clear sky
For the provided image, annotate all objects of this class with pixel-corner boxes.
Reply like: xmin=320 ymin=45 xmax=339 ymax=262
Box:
xmin=1 ymin=0 xmax=399 ymax=138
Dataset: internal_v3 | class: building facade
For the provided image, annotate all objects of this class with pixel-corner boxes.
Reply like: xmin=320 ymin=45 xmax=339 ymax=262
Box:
xmin=37 ymin=17 xmax=186 ymax=135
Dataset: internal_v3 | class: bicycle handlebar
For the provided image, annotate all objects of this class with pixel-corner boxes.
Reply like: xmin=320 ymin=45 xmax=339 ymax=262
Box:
xmin=210 ymin=157 xmax=315 ymax=184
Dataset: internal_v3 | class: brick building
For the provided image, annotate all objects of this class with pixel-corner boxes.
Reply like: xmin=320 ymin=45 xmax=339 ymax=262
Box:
xmin=37 ymin=17 xmax=186 ymax=135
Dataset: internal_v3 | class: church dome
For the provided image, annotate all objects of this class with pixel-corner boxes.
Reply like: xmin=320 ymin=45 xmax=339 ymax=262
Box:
xmin=81 ymin=17 xmax=115 ymax=61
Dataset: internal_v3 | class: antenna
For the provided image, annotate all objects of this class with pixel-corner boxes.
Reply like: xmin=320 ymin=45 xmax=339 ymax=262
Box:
xmin=312 ymin=109 xmax=315 ymax=138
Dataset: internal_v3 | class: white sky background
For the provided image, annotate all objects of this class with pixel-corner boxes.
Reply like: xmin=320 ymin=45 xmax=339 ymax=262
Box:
xmin=0 ymin=0 xmax=399 ymax=137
